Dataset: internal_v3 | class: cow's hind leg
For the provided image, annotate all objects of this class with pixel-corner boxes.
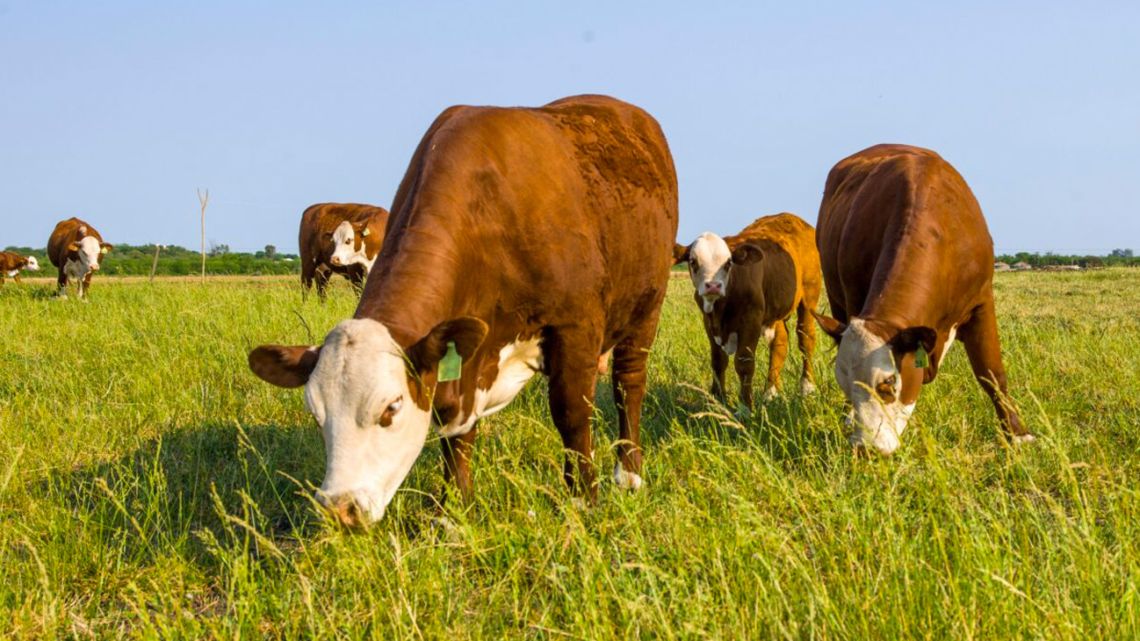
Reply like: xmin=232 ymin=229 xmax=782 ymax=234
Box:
xmin=56 ymin=272 xmax=69 ymax=298
xmin=796 ymin=301 xmax=818 ymax=394
xmin=958 ymin=297 xmax=1032 ymax=442
xmin=763 ymin=321 xmax=789 ymax=401
xmin=610 ymin=308 xmax=663 ymax=491
xmin=314 ymin=266 xmax=331 ymax=302
xmin=545 ymin=327 xmax=602 ymax=503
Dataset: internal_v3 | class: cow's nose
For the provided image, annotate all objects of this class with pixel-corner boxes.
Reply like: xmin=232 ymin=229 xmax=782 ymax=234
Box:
xmin=704 ymin=281 xmax=722 ymax=294
xmin=89 ymin=264 xmax=100 ymax=271
xmin=330 ymin=256 xmax=342 ymax=266
xmin=320 ymin=493 xmax=364 ymax=529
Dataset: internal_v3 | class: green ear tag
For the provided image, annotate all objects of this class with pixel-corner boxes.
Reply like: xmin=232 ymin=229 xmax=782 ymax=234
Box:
xmin=914 ymin=345 xmax=929 ymax=369
xmin=438 ymin=341 xmax=462 ymax=382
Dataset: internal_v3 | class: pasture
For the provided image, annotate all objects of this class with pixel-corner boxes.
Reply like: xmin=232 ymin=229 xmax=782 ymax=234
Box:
xmin=1 ymin=270 xmax=1138 ymax=639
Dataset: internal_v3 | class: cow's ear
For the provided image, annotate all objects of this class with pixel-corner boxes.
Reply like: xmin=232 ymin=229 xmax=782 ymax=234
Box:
xmin=249 ymin=345 xmax=320 ymax=388
xmin=67 ymin=242 xmax=80 ymax=252
xmin=405 ymin=317 xmax=489 ymax=376
xmin=731 ymin=243 xmax=764 ymax=266
xmin=672 ymin=243 xmax=690 ymax=265
xmin=100 ymin=243 xmax=113 ymax=254
xmin=889 ymin=326 xmax=937 ymax=356
xmin=77 ymin=225 xmax=87 ymax=236
xmin=811 ymin=310 xmax=847 ymax=343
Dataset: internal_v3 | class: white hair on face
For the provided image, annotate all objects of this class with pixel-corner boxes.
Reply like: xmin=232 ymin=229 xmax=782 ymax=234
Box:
xmin=304 ymin=318 xmax=433 ymax=524
xmin=77 ymin=236 xmax=102 ymax=270
xmin=834 ymin=319 xmax=913 ymax=455
xmin=686 ymin=232 xmax=732 ymax=312
xmin=25 ymin=256 xmax=40 ymax=271
xmin=330 ymin=221 xmax=375 ymax=270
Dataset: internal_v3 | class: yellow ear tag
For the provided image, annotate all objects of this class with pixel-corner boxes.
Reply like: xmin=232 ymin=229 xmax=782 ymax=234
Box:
xmin=101 ymin=246 xmax=109 ymax=254
xmin=914 ymin=345 xmax=929 ymax=368
xmin=438 ymin=341 xmax=462 ymax=382
xmin=361 ymin=228 xmax=370 ymax=237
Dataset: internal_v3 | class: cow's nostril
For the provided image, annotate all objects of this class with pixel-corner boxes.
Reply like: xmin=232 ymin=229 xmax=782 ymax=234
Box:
xmin=323 ymin=494 xmax=363 ymax=528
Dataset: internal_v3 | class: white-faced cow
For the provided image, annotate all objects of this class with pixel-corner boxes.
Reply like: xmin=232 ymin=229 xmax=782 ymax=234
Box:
xmin=813 ymin=144 xmax=1031 ymax=454
xmin=674 ymin=213 xmax=822 ymax=409
xmin=47 ymin=218 xmax=112 ymax=299
xmin=299 ymin=203 xmax=389 ymax=300
xmin=249 ymin=95 xmax=678 ymax=527
xmin=0 ymin=252 xmax=40 ymax=284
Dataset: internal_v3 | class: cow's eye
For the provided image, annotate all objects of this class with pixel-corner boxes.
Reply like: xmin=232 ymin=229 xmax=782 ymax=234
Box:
xmin=379 ymin=397 xmax=403 ymax=427
xmin=875 ymin=376 xmax=897 ymax=402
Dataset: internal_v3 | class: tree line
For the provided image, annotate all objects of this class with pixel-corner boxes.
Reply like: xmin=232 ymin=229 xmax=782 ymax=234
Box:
xmin=995 ymin=249 xmax=1137 ymax=268
xmin=2 ymin=244 xmax=301 ymax=276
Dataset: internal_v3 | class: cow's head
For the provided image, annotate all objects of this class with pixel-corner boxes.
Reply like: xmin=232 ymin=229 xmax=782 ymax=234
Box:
xmin=67 ymin=232 xmax=112 ymax=273
xmin=329 ymin=221 xmax=374 ymax=269
xmin=674 ymin=232 xmax=742 ymax=313
xmin=249 ymin=317 xmax=487 ymax=527
xmin=813 ymin=313 xmax=935 ymax=455
xmin=24 ymin=256 xmax=40 ymax=271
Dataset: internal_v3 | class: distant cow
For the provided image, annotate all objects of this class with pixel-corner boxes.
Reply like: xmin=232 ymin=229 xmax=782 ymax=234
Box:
xmin=47 ymin=218 xmax=112 ymax=299
xmin=0 ymin=252 xmax=40 ymax=284
xmin=249 ymin=94 xmax=678 ymax=527
xmin=674 ymin=213 xmax=822 ymax=409
xmin=298 ymin=203 xmax=389 ymax=300
xmin=813 ymin=144 xmax=1031 ymax=454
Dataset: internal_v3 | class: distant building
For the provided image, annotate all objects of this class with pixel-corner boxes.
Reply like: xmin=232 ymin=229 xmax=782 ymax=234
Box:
xmin=1012 ymin=261 xmax=1033 ymax=271
xmin=994 ymin=261 xmax=1011 ymax=272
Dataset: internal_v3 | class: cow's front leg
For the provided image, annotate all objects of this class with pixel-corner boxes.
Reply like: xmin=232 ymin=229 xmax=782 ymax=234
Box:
xmin=546 ymin=328 xmax=601 ymax=503
xmin=707 ymin=331 xmax=729 ymax=403
xmin=441 ymin=423 xmax=478 ymax=505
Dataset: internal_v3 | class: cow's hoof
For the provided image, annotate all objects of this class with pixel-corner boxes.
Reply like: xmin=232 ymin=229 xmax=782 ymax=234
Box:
xmin=1012 ymin=433 xmax=1036 ymax=445
xmin=612 ymin=463 xmax=643 ymax=491
xmin=569 ymin=497 xmax=588 ymax=511
xmin=762 ymin=386 xmax=780 ymax=402
xmin=430 ymin=515 xmax=458 ymax=533
xmin=800 ymin=379 xmax=817 ymax=395
xmin=733 ymin=403 xmax=752 ymax=421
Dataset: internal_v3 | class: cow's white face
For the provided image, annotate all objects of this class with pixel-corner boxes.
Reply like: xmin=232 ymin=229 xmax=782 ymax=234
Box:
xmin=834 ymin=319 xmax=913 ymax=455
xmin=304 ymin=319 xmax=432 ymax=525
xmin=24 ymin=256 xmax=40 ymax=271
xmin=685 ymin=232 xmax=732 ymax=313
xmin=329 ymin=222 xmax=371 ymax=269
xmin=75 ymin=236 xmax=104 ymax=272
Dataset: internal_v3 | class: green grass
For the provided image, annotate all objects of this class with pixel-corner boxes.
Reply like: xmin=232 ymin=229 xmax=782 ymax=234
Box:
xmin=1 ymin=270 xmax=1138 ymax=639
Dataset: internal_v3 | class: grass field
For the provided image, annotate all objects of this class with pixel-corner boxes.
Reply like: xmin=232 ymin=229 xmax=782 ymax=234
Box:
xmin=2 ymin=270 xmax=1138 ymax=639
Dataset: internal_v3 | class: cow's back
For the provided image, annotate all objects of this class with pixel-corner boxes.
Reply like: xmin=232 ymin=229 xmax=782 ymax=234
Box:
xmin=363 ymin=94 xmax=679 ymax=347
xmin=727 ymin=213 xmax=820 ymax=312
xmin=817 ymin=144 xmax=995 ymax=325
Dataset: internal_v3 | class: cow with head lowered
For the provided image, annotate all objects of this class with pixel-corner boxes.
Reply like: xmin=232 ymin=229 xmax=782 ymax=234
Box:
xmin=674 ymin=213 xmax=822 ymax=410
xmin=0 ymin=252 xmax=40 ymax=284
xmin=47 ymin=218 xmax=112 ymax=299
xmin=249 ymin=95 xmax=679 ymax=527
xmin=299 ymin=203 xmax=389 ymax=300
xmin=813 ymin=144 xmax=1031 ymax=455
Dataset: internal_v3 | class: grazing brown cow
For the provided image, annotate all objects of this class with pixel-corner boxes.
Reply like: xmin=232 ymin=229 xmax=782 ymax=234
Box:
xmin=813 ymin=144 xmax=1031 ymax=454
xmin=0 ymin=252 xmax=40 ymax=284
xmin=249 ymin=95 xmax=678 ymax=526
xmin=299 ymin=203 xmax=389 ymax=300
xmin=47 ymin=218 xmax=112 ymax=299
xmin=674 ymin=213 xmax=822 ymax=409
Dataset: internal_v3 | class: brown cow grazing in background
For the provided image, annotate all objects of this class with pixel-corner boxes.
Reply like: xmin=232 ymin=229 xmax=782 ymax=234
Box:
xmin=0 ymin=252 xmax=40 ymax=284
xmin=47 ymin=218 xmax=112 ymax=299
xmin=299 ymin=203 xmax=389 ymax=300
xmin=674 ymin=213 xmax=822 ymax=410
xmin=249 ymin=94 xmax=678 ymax=527
xmin=813 ymin=144 xmax=1031 ymax=455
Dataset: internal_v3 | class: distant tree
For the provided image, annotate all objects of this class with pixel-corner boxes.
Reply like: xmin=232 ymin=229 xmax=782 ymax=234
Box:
xmin=208 ymin=242 xmax=230 ymax=257
xmin=264 ymin=244 xmax=277 ymax=259
xmin=1110 ymin=248 xmax=1134 ymax=258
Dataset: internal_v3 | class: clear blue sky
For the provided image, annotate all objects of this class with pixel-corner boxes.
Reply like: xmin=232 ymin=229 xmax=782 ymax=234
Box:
xmin=2 ymin=1 xmax=1137 ymax=254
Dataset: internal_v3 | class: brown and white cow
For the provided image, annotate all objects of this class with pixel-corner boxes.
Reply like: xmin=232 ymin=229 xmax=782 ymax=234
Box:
xmin=812 ymin=144 xmax=1031 ymax=454
xmin=675 ymin=213 xmax=822 ymax=409
xmin=299 ymin=203 xmax=389 ymax=300
xmin=47 ymin=218 xmax=112 ymax=299
xmin=0 ymin=251 xmax=40 ymax=284
xmin=249 ymin=95 xmax=678 ymax=527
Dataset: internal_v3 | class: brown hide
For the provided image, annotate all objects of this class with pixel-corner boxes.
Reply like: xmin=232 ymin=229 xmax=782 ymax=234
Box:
xmin=816 ymin=144 xmax=1028 ymax=438
xmin=0 ymin=251 xmax=29 ymax=284
xmin=356 ymin=94 xmax=679 ymax=497
xmin=298 ymin=203 xmax=389 ymax=298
